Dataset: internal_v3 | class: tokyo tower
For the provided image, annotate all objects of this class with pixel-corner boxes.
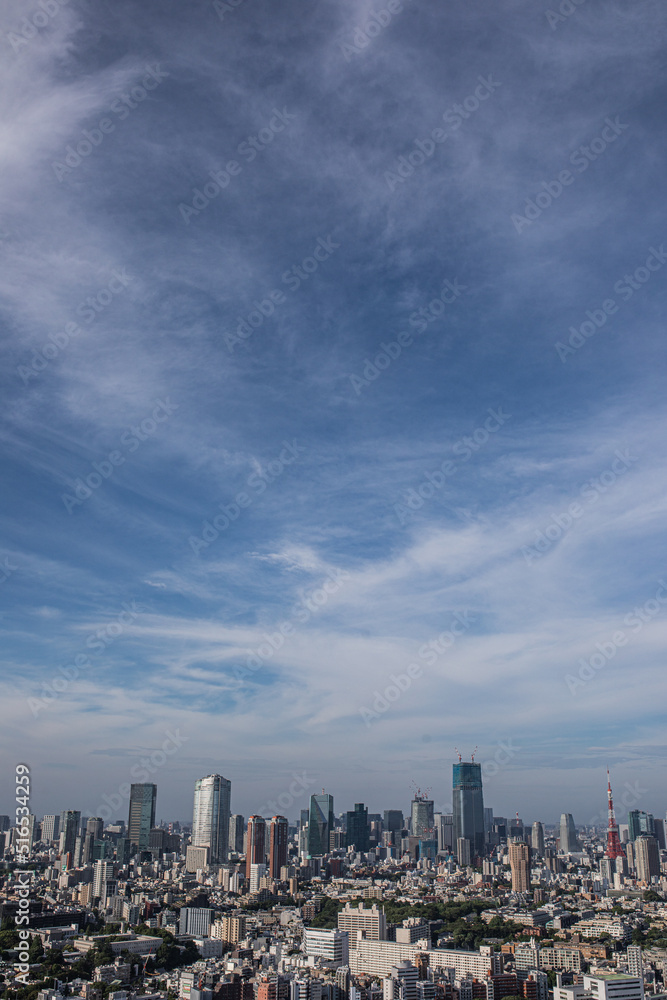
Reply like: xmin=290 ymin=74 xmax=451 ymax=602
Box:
xmin=606 ymin=768 xmax=625 ymax=860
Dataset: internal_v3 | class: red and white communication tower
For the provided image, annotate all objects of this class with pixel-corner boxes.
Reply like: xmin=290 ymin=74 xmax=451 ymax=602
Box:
xmin=605 ymin=768 xmax=624 ymax=859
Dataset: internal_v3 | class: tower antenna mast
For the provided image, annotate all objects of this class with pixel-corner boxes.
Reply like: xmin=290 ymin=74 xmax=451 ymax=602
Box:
xmin=605 ymin=768 xmax=624 ymax=860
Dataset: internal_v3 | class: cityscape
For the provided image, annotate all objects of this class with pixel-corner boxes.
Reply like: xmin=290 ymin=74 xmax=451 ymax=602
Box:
xmin=2 ymin=762 xmax=666 ymax=1000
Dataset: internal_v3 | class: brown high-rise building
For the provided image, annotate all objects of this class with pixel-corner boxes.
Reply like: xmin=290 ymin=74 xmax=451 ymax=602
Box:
xmin=509 ymin=838 xmax=530 ymax=892
xmin=635 ymin=834 xmax=660 ymax=882
xmin=245 ymin=815 xmax=266 ymax=879
xmin=269 ymin=816 xmax=288 ymax=878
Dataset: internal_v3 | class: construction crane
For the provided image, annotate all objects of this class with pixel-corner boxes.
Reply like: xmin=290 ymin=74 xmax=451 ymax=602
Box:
xmin=471 ymin=746 xmax=478 ymax=761
xmin=410 ymin=781 xmax=432 ymax=800
xmin=454 ymin=747 xmax=462 ymax=762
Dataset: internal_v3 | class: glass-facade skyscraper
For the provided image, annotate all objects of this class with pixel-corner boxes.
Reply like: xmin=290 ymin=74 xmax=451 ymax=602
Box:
xmin=628 ymin=810 xmax=654 ymax=841
xmin=559 ymin=812 xmax=579 ymax=853
xmin=452 ymin=761 xmax=485 ymax=857
xmin=192 ymin=773 xmax=231 ymax=864
xmin=410 ymin=795 xmax=434 ymax=839
xmin=59 ymin=810 xmax=81 ymax=861
xmin=128 ymin=784 xmax=156 ymax=850
xmin=346 ymin=803 xmax=370 ymax=851
xmin=308 ymin=792 xmax=334 ymax=856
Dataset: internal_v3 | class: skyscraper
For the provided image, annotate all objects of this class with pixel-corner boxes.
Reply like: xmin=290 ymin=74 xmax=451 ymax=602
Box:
xmin=452 ymin=761 xmax=485 ymax=857
xmin=531 ymin=821 xmax=545 ymax=857
xmin=86 ymin=817 xmax=104 ymax=839
xmin=299 ymin=809 xmax=309 ymax=854
xmin=308 ymin=792 xmax=334 ymax=857
xmin=93 ymin=859 xmax=114 ymax=899
xmin=436 ymin=813 xmax=454 ymax=853
xmin=229 ymin=813 xmax=245 ymax=854
xmin=346 ymin=803 xmax=370 ymax=852
xmin=383 ymin=810 xmax=404 ymax=845
xmin=269 ymin=815 xmax=288 ymax=878
xmin=456 ymin=836 xmax=471 ymax=866
xmin=628 ymin=810 xmax=654 ymax=841
xmin=635 ymin=835 xmax=660 ymax=882
xmin=559 ymin=813 xmax=579 ymax=853
xmin=59 ymin=810 xmax=81 ymax=861
xmin=410 ymin=794 xmax=434 ymax=840
xmin=246 ymin=815 xmax=266 ymax=878
xmin=192 ymin=773 xmax=231 ymax=864
xmin=509 ymin=838 xmax=531 ymax=892
xmin=484 ymin=807 xmax=494 ymax=842
xmin=41 ymin=815 xmax=60 ymax=843
xmin=128 ymin=784 xmax=156 ymax=850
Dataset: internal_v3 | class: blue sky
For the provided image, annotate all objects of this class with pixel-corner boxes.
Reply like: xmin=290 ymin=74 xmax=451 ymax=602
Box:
xmin=1 ymin=0 xmax=667 ymax=827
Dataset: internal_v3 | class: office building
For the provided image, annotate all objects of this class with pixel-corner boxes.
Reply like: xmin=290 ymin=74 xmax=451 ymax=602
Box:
xmin=179 ymin=907 xmax=214 ymax=937
xmin=452 ymin=761 xmax=485 ymax=857
xmin=308 ymin=793 xmax=334 ymax=857
xmin=92 ymin=859 xmax=114 ymax=900
xmin=257 ymin=976 xmax=290 ymax=1000
xmin=330 ymin=829 xmax=346 ymax=850
xmin=634 ymin=835 xmax=660 ymax=882
xmin=59 ymin=810 xmax=81 ymax=861
xmin=436 ymin=813 xmax=454 ymax=853
xmin=186 ymin=845 xmax=210 ymax=872
xmin=419 ymin=838 xmax=437 ymax=862
xmin=41 ymin=815 xmax=60 ymax=842
xmin=559 ymin=813 xmax=579 ymax=853
xmin=384 ymin=811 xmax=404 ymax=845
xmin=269 ymin=815 xmax=288 ymax=878
xmin=494 ymin=816 xmax=507 ymax=839
xmin=384 ymin=962 xmax=418 ymax=1000
xmin=652 ymin=818 xmax=665 ymax=850
xmin=246 ymin=815 xmax=266 ymax=877
xmin=87 ymin=817 xmax=104 ymax=839
xmin=128 ymin=784 xmax=156 ymax=850
xmin=192 ymin=774 xmax=231 ymax=864
xmin=628 ymin=811 xmax=654 ymax=842
xmin=457 ymin=837 xmax=471 ymax=866
xmin=229 ymin=814 xmax=245 ymax=854
xmin=410 ymin=795 xmax=434 ymax=840
xmin=338 ymin=901 xmax=387 ymax=941
xmin=249 ymin=862 xmax=267 ymax=892
xmin=347 ymin=803 xmax=370 ymax=852
xmin=303 ymin=927 xmax=349 ymax=968
xmin=82 ymin=817 xmax=104 ymax=864
xmin=531 ymin=822 xmax=545 ymax=856
xmin=509 ymin=838 xmax=531 ymax=892
xmin=583 ymin=974 xmax=643 ymax=1000
xmin=291 ymin=981 xmax=323 ymax=1000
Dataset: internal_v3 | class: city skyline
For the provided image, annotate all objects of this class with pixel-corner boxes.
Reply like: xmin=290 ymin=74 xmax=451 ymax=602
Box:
xmin=8 ymin=763 xmax=665 ymax=833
